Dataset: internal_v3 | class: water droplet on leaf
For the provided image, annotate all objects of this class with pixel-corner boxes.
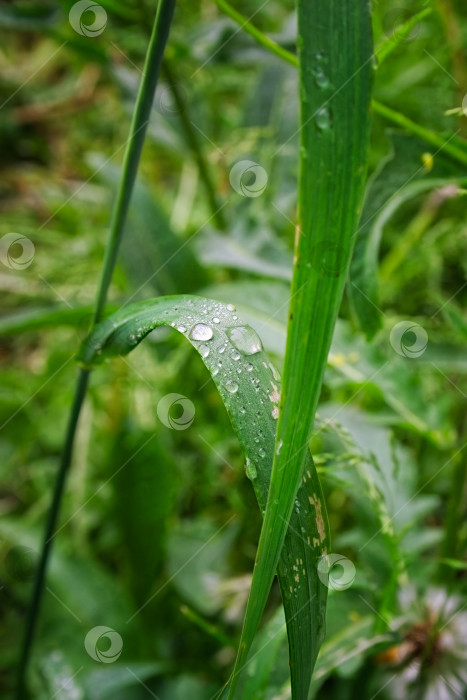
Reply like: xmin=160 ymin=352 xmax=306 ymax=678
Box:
xmin=189 ymin=323 xmax=213 ymax=341
xmin=315 ymin=107 xmax=331 ymax=131
xmin=224 ymin=380 xmax=238 ymax=394
xmin=313 ymin=68 xmax=330 ymax=89
xmin=227 ymin=326 xmax=263 ymax=355
xmin=245 ymin=458 xmax=257 ymax=480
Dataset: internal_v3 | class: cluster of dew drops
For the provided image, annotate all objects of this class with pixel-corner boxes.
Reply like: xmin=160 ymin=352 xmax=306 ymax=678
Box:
xmin=168 ymin=299 xmax=282 ymax=477
xmin=117 ymin=299 xmax=283 ymax=480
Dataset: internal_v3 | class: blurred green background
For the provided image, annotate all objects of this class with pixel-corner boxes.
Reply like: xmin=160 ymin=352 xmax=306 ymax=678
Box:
xmin=0 ymin=1 xmax=466 ymax=698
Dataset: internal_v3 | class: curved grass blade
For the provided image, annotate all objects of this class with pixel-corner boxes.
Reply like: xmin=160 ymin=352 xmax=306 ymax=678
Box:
xmin=375 ymin=8 xmax=432 ymax=65
xmin=80 ymin=294 xmax=329 ymax=695
xmin=349 ymin=132 xmax=467 ymax=338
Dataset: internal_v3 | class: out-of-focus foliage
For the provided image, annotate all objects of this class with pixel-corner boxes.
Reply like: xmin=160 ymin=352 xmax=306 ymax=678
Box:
xmin=0 ymin=1 xmax=466 ymax=698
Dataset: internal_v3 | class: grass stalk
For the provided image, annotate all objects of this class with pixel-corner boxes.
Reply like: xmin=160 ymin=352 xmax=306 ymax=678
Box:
xmin=15 ymin=1 xmax=176 ymax=696
xmin=224 ymin=2 xmax=373 ymax=696
xmin=162 ymin=60 xmax=227 ymax=230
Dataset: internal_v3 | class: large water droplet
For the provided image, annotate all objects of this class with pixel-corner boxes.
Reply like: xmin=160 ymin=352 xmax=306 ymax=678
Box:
xmin=231 ymin=349 xmax=241 ymax=361
xmin=315 ymin=107 xmax=331 ymax=131
xmin=224 ymin=380 xmax=238 ymax=394
xmin=199 ymin=344 xmax=210 ymax=358
xmin=177 ymin=325 xmax=187 ymax=333
xmin=258 ymin=447 xmax=266 ymax=458
xmin=190 ymin=323 xmax=213 ymax=341
xmin=227 ymin=326 xmax=263 ymax=356
xmin=226 ymin=303 xmax=236 ymax=312
xmin=313 ymin=68 xmax=330 ymax=89
xmin=245 ymin=362 xmax=254 ymax=372
xmin=245 ymin=458 xmax=257 ymax=481
xmin=212 ymin=317 xmax=220 ymax=324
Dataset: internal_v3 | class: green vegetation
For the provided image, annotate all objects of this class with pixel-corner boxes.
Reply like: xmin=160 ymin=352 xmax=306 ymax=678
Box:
xmin=0 ymin=2 xmax=466 ymax=700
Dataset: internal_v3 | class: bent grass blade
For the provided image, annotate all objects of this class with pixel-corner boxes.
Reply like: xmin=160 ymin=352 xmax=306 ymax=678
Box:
xmin=81 ymin=294 xmax=329 ymax=695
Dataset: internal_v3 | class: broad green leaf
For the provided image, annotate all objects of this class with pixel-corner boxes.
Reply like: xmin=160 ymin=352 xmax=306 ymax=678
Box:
xmin=0 ymin=2 xmax=60 ymax=30
xmin=349 ymin=132 xmax=467 ymax=338
xmin=225 ymin=2 xmax=373 ymax=696
xmin=309 ymin=616 xmax=393 ymax=698
xmin=0 ymin=305 xmax=98 ymax=335
xmin=83 ymin=662 xmax=165 ymax=700
xmin=166 ymin=518 xmax=238 ymax=615
xmin=80 ymin=295 xmax=329 ymax=697
xmin=110 ymin=430 xmax=180 ymax=605
xmin=196 ymin=229 xmax=292 ymax=281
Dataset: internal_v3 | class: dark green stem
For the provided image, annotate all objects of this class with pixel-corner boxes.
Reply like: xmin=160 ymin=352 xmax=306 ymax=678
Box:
xmin=94 ymin=0 xmax=176 ymax=323
xmin=16 ymin=369 xmax=90 ymax=699
xmin=163 ymin=60 xmax=227 ymax=230
xmin=16 ymin=1 xmax=176 ymax=696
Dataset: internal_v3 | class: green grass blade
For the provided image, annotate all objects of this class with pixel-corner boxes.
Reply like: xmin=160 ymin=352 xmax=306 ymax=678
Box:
xmin=375 ymin=8 xmax=432 ymax=65
xmin=372 ymin=101 xmax=467 ymax=167
xmin=81 ymin=295 xmax=328 ymax=694
xmin=223 ymin=2 xmax=373 ymax=697
xmin=349 ymin=132 xmax=467 ymax=338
